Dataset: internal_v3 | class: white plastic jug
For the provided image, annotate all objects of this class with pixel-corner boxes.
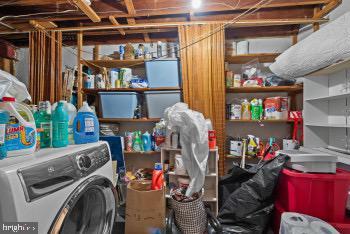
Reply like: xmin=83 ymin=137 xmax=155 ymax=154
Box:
xmin=0 ymin=97 xmax=36 ymax=157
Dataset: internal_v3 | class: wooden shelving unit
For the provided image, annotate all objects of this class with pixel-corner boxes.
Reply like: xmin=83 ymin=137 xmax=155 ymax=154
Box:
xmin=99 ymin=118 xmax=161 ymax=123
xmin=225 ymin=53 xmax=280 ymax=64
xmin=83 ymin=87 xmax=182 ymax=95
xmin=226 ymin=85 xmax=303 ymax=94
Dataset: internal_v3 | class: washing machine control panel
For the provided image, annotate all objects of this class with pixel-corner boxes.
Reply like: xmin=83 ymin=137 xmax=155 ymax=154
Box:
xmin=18 ymin=143 xmax=111 ymax=202
xmin=75 ymin=144 xmax=110 ymax=174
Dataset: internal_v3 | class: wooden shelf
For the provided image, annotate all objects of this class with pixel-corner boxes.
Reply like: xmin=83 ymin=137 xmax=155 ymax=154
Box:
xmin=227 ymin=119 xmax=293 ymax=123
xmin=99 ymin=118 xmax=160 ymax=123
xmin=225 ymin=53 xmax=280 ymax=64
xmin=226 ymin=85 xmax=303 ymax=94
xmin=83 ymin=87 xmax=181 ymax=94
xmin=81 ymin=59 xmax=145 ymax=68
xmin=124 ymin=151 xmax=160 ymax=155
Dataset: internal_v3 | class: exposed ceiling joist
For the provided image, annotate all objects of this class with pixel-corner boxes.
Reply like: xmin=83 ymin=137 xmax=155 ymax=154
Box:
xmin=72 ymin=0 xmax=101 ymax=22
xmin=27 ymin=0 xmax=329 ymax=22
xmin=124 ymin=0 xmax=136 ymax=25
xmin=29 ymin=20 xmax=57 ymax=30
xmin=108 ymin=16 xmax=126 ymax=35
xmin=47 ymin=18 xmax=328 ymax=33
xmin=314 ymin=0 xmax=341 ymax=18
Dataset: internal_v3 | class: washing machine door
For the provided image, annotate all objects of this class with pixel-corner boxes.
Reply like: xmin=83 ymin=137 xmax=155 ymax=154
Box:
xmin=49 ymin=175 xmax=117 ymax=234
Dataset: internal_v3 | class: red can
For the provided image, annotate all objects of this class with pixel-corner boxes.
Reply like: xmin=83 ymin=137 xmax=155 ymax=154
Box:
xmin=208 ymin=130 xmax=216 ymax=149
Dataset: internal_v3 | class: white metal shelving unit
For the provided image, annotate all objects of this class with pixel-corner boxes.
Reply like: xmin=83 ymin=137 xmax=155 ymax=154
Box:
xmin=303 ymin=58 xmax=350 ymax=164
xmin=161 ymin=147 xmax=219 ymax=215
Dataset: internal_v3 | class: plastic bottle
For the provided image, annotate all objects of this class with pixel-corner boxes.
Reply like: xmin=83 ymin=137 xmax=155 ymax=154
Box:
xmin=52 ymin=101 xmax=69 ymax=148
xmin=258 ymin=99 xmax=263 ymax=120
xmin=52 ymin=101 xmax=77 ymax=145
xmin=132 ymin=131 xmax=143 ymax=152
xmin=142 ymin=131 xmax=152 ymax=152
xmin=0 ymin=110 xmax=9 ymax=159
xmin=0 ymin=97 xmax=37 ymax=156
xmin=35 ymin=101 xmax=52 ymax=148
xmin=251 ymin=99 xmax=260 ymax=120
xmin=151 ymin=163 xmax=164 ymax=190
xmin=241 ymin=99 xmax=251 ymax=120
xmin=73 ymin=102 xmax=99 ymax=144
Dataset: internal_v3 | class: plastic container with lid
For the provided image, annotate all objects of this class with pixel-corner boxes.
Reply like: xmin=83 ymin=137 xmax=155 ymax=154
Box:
xmin=73 ymin=102 xmax=99 ymax=144
xmin=278 ymin=149 xmax=337 ymax=173
xmin=275 ymin=168 xmax=350 ymax=224
xmin=0 ymin=97 xmax=37 ymax=157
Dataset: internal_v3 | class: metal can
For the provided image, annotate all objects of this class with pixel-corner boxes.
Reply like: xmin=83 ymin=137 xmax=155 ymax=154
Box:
xmin=119 ymin=45 xmax=125 ymax=60
xmin=125 ymin=132 xmax=133 ymax=152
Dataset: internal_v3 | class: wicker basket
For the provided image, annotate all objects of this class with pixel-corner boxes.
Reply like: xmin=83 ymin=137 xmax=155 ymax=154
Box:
xmin=170 ymin=191 xmax=207 ymax=234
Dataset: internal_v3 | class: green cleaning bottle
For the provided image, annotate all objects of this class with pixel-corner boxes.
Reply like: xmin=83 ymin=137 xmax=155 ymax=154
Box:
xmin=35 ymin=101 xmax=52 ymax=148
xmin=52 ymin=101 xmax=69 ymax=148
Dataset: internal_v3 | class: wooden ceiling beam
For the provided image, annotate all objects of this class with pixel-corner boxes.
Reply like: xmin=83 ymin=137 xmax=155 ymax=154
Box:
xmin=72 ymin=0 xmax=101 ymax=23
xmin=82 ymin=28 xmax=175 ymax=36
xmin=124 ymin=0 xmax=136 ymax=25
xmin=25 ymin=0 xmax=330 ymax=22
xmin=108 ymin=16 xmax=126 ymax=35
xmin=314 ymin=0 xmax=341 ymax=18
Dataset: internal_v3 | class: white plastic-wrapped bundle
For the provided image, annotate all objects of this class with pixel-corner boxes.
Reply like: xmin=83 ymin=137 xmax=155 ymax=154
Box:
xmin=270 ymin=12 xmax=350 ymax=78
xmin=280 ymin=212 xmax=339 ymax=234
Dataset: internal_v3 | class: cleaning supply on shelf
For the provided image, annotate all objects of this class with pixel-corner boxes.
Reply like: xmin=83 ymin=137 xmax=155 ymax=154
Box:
xmin=52 ymin=101 xmax=69 ymax=148
xmin=132 ymin=131 xmax=143 ymax=152
xmin=125 ymin=132 xmax=133 ymax=152
xmin=110 ymin=68 xmax=119 ymax=88
xmin=241 ymin=99 xmax=251 ymax=120
xmin=35 ymin=101 xmax=52 ymax=148
xmin=0 ymin=97 xmax=37 ymax=157
xmin=230 ymin=103 xmax=242 ymax=120
xmin=258 ymin=99 xmax=263 ymax=120
xmin=0 ymin=110 xmax=9 ymax=159
xmin=142 ymin=131 xmax=152 ymax=152
xmin=73 ymin=102 xmax=99 ymax=144
xmin=151 ymin=163 xmax=164 ymax=190
xmin=251 ymin=99 xmax=260 ymax=120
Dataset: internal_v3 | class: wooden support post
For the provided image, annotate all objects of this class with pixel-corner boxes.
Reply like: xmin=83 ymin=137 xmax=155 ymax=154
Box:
xmin=77 ymin=31 xmax=83 ymax=108
xmin=143 ymin=33 xmax=150 ymax=43
xmin=124 ymin=0 xmax=136 ymax=25
xmin=108 ymin=16 xmax=126 ymax=35
xmin=93 ymin=45 xmax=100 ymax=60
xmin=72 ymin=0 xmax=101 ymax=22
xmin=292 ymin=34 xmax=298 ymax=45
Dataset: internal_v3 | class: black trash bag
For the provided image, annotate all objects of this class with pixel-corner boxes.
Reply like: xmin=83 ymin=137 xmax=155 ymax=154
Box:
xmin=218 ymin=155 xmax=288 ymax=234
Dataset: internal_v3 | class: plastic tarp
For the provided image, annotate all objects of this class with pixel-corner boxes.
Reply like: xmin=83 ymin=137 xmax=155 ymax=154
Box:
xmin=270 ymin=12 xmax=350 ymax=78
xmin=164 ymin=102 xmax=209 ymax=196
xmin=0 ymin=69 xmax=31 ymax=102
xmin=218 ymin=155 xmax=288 ymax=234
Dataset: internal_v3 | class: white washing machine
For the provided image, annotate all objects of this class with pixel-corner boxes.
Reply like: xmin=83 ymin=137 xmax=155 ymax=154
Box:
xmin=0 ymin=141 xmax=117 ymax=234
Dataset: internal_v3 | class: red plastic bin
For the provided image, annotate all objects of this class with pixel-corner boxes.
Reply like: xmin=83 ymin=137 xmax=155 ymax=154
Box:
xmin=275 ymin=168 xmax=350 ymax=223
xmin=273 ymin=202 xmax=350 ymax=234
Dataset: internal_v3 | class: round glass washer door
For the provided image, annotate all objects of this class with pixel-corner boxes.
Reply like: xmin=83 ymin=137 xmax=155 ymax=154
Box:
xmin=49 ymin=176 xmax=116 ymax=234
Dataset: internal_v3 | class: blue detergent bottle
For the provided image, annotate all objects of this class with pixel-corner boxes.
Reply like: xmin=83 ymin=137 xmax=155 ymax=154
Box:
xmin=73 ymin=102 xmax=99 ymax=144
xmin=0 ymin=110 xmax=9 ymax=159
xmin=142 ymin=131 xmax=152 ymax=152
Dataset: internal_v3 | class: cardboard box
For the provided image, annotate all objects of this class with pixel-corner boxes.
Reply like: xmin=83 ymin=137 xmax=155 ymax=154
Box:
xmin=125 ymin=180 xmax=165 ymax=234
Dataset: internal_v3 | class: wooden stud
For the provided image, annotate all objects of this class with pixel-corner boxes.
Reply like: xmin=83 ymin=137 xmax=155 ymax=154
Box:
xmin=72 ymin=0 xmax=101 ymax=22
xmin=93 ymin=45 xmax=100 ymax=60
xmin=77 ymin=30 xmax=83 ymax=108
xmin=108 ymin=16 xmax=126 ymax=35
xmin=143 ymin=33 xmax=150 ymax=43
xmin=292 ymin=34 xmax=298 ymax=45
